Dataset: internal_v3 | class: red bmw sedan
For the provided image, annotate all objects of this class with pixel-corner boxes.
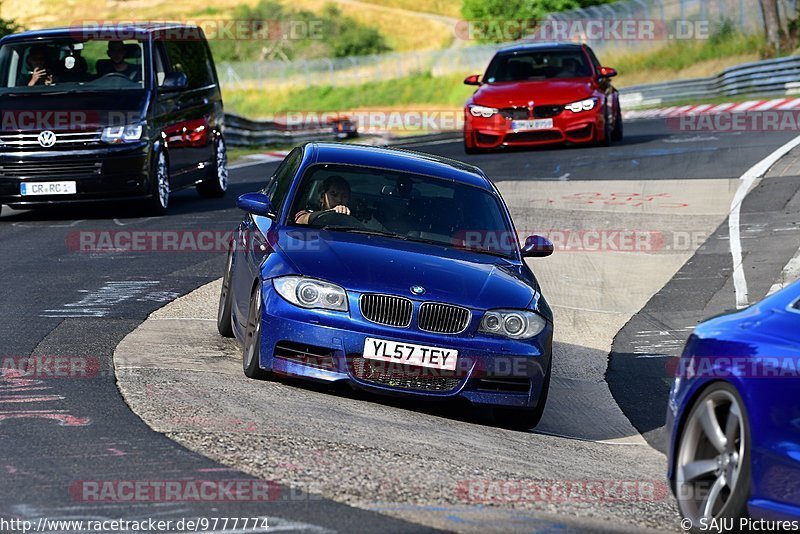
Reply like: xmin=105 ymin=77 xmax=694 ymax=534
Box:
xmin=463 ymin=42 xmax=622 ymax=153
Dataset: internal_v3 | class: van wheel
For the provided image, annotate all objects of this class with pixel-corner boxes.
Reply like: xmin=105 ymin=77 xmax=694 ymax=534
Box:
xmin=146 ymin=150 xmax=170 ymax=215
xmin=197 ymin=135 xmax=228 ymax=198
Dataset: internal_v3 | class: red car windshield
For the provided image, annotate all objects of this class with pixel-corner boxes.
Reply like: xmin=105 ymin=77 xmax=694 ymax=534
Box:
xmin=484 ymin=50 xmax=592 ymax=83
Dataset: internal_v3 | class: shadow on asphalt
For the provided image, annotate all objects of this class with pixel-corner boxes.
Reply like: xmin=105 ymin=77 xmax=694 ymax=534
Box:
xmin=460 ymin=133 xmax=669 ymax=158
xmin=0 ymin=179 xmax=263 ymax=222
xmin=263 ymin=341 xmax=644 ymax=443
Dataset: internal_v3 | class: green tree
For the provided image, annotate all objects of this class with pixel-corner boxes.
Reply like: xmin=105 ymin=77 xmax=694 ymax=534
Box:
xmin=0 ymin=16 xmax=21 ymax=38
xmin=461 ymin=0 xmax=609 ymax=43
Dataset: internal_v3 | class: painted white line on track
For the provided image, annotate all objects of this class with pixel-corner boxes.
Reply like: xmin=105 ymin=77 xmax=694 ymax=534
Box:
xmin=730 ymin=134 xmax=800 ymax=308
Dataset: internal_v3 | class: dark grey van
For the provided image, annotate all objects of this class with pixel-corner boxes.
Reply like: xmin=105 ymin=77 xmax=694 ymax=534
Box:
xmin=0 ymin=24 xmax=228 ymax=214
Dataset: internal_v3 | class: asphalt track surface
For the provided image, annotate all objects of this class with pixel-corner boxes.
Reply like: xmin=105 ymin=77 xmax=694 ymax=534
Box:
xmin=0 ymin=119 xmax=798 ymax=532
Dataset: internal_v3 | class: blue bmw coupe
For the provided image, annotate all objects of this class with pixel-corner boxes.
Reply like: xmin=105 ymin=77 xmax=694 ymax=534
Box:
xmin=667 ymin=280 xmax=800 ymax=528
xmin=217 ymin=143 xmax=554 ymax=429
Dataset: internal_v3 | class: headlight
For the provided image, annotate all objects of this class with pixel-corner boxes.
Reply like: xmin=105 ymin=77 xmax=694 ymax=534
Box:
xmin=101 ymin=123 xmax=143 ymax=144
xmin=273 ymin=276 xmax=348 ymax=311
xmin=564 ymin=98 xmax=597 ymax=113
xmin=468 ymin=104 xmax=499 ymax=118
xmin=479 ymin=309 xmax=547 ymax=339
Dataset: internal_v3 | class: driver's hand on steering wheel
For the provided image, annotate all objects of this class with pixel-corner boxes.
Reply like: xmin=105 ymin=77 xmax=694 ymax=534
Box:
xmin=328 ymin=205 xmax=350 ymax=215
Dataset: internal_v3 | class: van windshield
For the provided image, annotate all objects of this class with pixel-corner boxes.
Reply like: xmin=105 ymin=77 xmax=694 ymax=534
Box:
xmin=0 ymin=38 xmax=146 ymax=94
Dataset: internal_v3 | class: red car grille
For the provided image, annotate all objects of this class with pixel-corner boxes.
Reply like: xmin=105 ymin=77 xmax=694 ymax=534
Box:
xmin=499 ymin=106 xmax=564 ymax=120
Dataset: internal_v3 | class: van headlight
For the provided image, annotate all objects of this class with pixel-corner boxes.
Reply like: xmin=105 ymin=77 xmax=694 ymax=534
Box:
xmin=101 ymin=123 xmax=144 ymax=144
xmin=479 ymin=309 xmax=547 ymax=339
xmin=468 ymin=105 xmax=499 ymax=118
xmin=565 ymin=98 xmax=597 ymax=113
xmin=273 ymin=276 xmax=348 ymax=311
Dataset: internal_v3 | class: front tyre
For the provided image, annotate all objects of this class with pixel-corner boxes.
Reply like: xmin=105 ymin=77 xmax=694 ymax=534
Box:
xmin=242 ymin=281 xmax=270 ymax=380
xmin=463 ymin=132 xmax=485 ymax=155
xmin=217 ymin=242 xmax=235 ymax=338
xmin=197 ymin=135 xmax=229 ymax=198
xmin=611 ymin=105 xmax=623 ymax=142
xmin=596 ymin=104 xmax=612 ymax=147
xmin=492 ymin=360 xmax=551 ymax=430
xmin=675 ymin=382 xmax=750 ymax=532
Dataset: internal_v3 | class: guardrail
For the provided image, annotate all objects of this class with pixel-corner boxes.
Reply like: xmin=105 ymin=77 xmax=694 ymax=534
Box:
xmin=223 ymin=113 xmax=335 ymax=146
xmin=226 ymin=55 xmax=800 ymax=146
xmin=223 ymin=112 xmax=462 ymax=147
xmin=620 ymin=55 xmax=800 ymax=108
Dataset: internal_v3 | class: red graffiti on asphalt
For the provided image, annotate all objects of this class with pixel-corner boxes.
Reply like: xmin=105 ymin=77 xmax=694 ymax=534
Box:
xmin=0 ymin=368 xmax=91 ymax=426
xmin=557 ymin=192 xmax=689 ymax=208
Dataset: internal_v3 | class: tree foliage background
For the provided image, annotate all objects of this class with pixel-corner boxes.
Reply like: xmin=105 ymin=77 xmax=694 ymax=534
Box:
xmin=461 ymin=0 xmax=611 ymax=42
xmin=208 ymin=0 xmax=390 ymax=62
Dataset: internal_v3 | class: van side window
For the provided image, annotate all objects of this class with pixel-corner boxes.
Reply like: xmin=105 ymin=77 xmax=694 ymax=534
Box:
xmin=265 ymin=148 xmax=302 ymax=215
xmin=163 ymin=40 xmax=213 ymax=89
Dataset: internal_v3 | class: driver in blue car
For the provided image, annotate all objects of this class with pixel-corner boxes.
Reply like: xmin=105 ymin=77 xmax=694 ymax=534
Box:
xmin=295 ymin=175 xmax=351 ymax=224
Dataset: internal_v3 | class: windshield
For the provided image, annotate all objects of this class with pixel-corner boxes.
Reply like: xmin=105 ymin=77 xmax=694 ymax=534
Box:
xmin=0 ymin=38 xmax=146 ymax=94
xmin=484 ymin=50 xmax=592 ymax=83
xmin=290 ymin=164 xmax=518 ymax=259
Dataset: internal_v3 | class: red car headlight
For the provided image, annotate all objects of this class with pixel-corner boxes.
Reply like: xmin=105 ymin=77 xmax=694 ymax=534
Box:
xmin=468 ymin=105 xmax=499 ymax=118
xmin=564 ymin=98 xmax=598 ymax=113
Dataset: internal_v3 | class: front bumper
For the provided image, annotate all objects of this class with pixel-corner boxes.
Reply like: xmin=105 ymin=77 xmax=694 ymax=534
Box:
xmin=0 ymin=142 xmax=151 ymax=207
xmin=255 ymin=288 xmax=553 ymax=409
xmin=464 ymin=108 xmax=601 ymax=149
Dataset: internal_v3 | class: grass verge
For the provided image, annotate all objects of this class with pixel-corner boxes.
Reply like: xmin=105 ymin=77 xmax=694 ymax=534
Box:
xmin=224 ymin=72 xmax=474 ymax=115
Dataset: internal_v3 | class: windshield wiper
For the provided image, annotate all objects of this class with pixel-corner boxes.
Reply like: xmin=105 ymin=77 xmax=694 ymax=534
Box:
xmin=318 ymin=226 xmax=407 ymax=240
xmin=405 ymin=236 xmax=514 ymax=259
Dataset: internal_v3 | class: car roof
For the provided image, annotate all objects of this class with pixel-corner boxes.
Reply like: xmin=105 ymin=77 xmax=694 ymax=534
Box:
xmin=0 ymin=23 xmax=200 ymax=43
xmin=306 ymin=143 xmax=494 ymax=191
xmin=496 ymin=41 xmax=586 ymax=54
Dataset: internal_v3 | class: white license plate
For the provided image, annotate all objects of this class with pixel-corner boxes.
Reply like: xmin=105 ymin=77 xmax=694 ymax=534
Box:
xmin=363 ymin=337 xmax=458 ymax=371
xmin=511 ymin=119 xmax=553 ymax=131
xmin=20 ymin=181 xmax=77 ymax=196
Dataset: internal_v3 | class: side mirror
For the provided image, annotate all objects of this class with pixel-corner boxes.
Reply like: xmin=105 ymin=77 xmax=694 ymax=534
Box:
xmin=598 ymin=66 xmax=617 ymax=78
xmin=237 ymin=192 xmax=275 ymax=218
xmin=463 ymin=74 xmax=481 ymax=86
xmin=161 ymin=72 xmax=188 ymax=91
xmin=521 ymin=235 xmax=554 ymax=258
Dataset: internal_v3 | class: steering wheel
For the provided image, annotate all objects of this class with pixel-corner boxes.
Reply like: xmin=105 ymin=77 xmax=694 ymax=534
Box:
xmin=99 ymin=72 xmax=133 ymax=80
xmin=309 ymin=210 xmax=365 ymax=229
